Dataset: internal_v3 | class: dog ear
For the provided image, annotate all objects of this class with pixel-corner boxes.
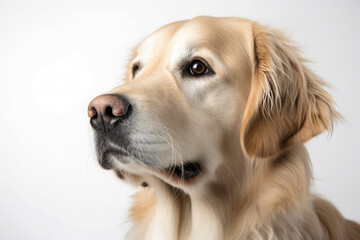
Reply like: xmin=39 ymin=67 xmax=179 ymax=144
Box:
xmin=240 ymin=24 xmax=340 ymax=159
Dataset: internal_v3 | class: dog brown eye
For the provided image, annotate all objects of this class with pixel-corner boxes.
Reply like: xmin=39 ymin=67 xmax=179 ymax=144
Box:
xmin=189 ymin=60 xmax=208 ymax=76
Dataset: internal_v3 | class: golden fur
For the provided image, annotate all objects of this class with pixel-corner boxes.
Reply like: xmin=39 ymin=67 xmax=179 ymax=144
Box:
xmin=93 ymin=16 xmax=360 ymax=239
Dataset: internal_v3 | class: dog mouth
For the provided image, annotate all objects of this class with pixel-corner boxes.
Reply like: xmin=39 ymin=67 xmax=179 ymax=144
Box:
xmin=96 ymin=136 xmax=202 ymax=181
xmin=101 ymin=148 xmax=202 ymax=179
xmin=103 ymin=149 xmax=201 ymax=178
xmin=166 ymin=162 xmax=202 ymax=180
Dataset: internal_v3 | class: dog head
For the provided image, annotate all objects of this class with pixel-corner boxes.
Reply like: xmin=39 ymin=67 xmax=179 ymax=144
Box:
xmin=88 ymin=16 xmax=338 ymax=194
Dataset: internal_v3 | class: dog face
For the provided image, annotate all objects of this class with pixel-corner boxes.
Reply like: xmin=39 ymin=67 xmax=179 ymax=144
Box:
xmin=88 ymin=16 xmax=337 ymax=194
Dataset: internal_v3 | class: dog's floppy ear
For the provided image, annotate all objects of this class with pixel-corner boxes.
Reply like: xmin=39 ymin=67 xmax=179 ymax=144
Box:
xmin=240 ymin=24 xmax=340 ymax=159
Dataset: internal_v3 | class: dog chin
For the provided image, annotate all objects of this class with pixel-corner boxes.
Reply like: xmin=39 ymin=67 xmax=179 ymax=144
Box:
xmin=110 ymin=155 xmax=132 ymax=169
xmin=97 ymin=149 xmax=129 ymax=170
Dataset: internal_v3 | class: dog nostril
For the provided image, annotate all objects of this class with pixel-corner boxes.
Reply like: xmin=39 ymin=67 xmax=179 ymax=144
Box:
xmin=105 ymin=106 xmax=115 ymax=118
xmin=88 ymin=106 xmax=97 ymax=118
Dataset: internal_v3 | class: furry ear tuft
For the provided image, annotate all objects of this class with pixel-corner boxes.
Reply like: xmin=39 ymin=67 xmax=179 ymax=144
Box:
xmin=240 ymin=24 xmax=340 ymax=159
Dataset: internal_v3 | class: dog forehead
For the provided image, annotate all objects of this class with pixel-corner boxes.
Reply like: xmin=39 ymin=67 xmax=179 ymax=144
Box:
xmin=135 ymin=17 xmax=223 ymax=63
xmin=134 ymin=17 xmax=254 ymax=76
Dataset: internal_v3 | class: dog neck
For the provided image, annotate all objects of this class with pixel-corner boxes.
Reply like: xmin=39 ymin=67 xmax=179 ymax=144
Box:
xmin=127 ymin=184 xmax=224 ymax=240
xmin=126 ymin=144 xmax=318 ymax=240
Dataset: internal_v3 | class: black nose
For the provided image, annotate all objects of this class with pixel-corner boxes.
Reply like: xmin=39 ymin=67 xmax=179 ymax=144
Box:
xmin=88 ymin=94 xmax=131 ymax=132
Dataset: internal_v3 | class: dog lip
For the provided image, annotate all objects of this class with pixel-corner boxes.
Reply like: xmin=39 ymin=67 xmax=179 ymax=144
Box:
xmin=167 ymin=162 xmax=202 ymax=179
xmin=100 ymin=148 xmax=130 ymax=169
xmin=99 ymin=152 xmax=113 ymax=170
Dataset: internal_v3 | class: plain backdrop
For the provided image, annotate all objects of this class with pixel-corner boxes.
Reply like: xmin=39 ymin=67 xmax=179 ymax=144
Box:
xmin=0 ymin=0 xmax=359 ymax=239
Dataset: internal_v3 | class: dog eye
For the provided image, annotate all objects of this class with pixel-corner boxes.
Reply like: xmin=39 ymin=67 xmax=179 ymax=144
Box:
xmin=189 ymin=60 xmax=208 ymax=76
xmin=132 ymin=63 xmax=140 ymax=78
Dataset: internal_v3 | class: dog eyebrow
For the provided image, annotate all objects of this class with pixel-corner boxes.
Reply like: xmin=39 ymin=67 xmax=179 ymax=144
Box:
xmin=175 ymin=54 xmax=193 ymax=72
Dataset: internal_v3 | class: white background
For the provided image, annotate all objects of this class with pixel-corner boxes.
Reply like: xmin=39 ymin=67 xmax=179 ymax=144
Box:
xmin=0 ymin=0 xmax=359 ymax=239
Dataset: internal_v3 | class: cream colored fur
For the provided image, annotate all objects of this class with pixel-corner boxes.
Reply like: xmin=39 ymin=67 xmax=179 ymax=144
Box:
xmin=99 ymin=16 xmax=360 ymax=239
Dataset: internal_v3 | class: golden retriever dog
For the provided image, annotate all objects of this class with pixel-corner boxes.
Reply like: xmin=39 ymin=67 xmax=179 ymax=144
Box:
xmin=88 ymin=16 xmax=360 ymax=239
